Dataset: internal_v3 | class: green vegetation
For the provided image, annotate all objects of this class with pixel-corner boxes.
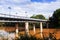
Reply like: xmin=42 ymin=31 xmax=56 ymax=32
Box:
xmin=49 ymin=9 xmax=60 ymax=28
xmin=31 ymin=14 xmax=45 ymax=19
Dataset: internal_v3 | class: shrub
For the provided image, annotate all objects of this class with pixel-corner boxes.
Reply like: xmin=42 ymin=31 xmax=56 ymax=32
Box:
xmin=17 ymin=34 xmax=37 ymax=40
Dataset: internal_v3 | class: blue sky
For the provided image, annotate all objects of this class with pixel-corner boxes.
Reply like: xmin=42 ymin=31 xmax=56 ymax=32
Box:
xmin=0 ymin=0 xmax=60 ymax=18
xmin=31 ymin=0 xmax=56 ymax=3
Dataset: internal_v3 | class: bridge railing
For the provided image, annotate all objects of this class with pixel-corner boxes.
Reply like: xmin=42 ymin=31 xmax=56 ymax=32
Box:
xmin=0 ymin=13 xmax=28 ymax=19
xmin=0 ymin=13 xmax=20 ymax=18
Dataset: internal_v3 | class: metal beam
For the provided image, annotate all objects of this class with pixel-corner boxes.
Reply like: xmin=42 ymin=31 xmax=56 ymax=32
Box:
xmin=0 ymin=20 xmax=44 ymax=23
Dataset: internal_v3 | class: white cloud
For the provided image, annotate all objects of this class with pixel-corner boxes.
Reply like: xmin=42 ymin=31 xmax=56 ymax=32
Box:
xmin=20 ymin=0 xmax=60 ymax=18
xmin=12 ymin=0 xmax=30 ymax=2
xmin=0 ymin=0 xmax=60 ymax=18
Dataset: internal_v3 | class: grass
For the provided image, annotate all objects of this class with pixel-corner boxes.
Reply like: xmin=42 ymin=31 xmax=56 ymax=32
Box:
xmin=19 ymin=28 xmax=60 ymax=40
xmin=16 ymin=32 xmax=57 ymax=40
xmin=0 ymin=27 xmax=60 ymax=40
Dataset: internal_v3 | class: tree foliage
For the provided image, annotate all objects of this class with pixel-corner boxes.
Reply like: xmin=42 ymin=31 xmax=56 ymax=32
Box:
xmin=31 ymin=14 xmax=45 ymax=19
xmin=49 ymin=9 xmax=60 ymax=28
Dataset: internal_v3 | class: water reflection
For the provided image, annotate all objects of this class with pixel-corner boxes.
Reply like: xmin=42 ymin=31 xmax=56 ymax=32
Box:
xmin=0 ymin=30 xmax=15 ymax=40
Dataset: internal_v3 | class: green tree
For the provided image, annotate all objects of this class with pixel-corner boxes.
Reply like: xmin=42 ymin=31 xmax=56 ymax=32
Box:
xmin=49 ymin=9 xmax=60 ymax=28
xmin=31 ymin=14 xmax=45 ymax=19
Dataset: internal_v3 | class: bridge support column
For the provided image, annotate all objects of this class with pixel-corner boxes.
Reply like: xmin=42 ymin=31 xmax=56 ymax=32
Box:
xmin=25 ymin=22 xmax=29 ymax=36
xmin=40 ymin=22 xmax=43 ymax=38
xmin=15 ymin=23 xmax=19 ymax=38
xmin=47 ymin=23 xmax=48 ymax=28
xmin=33 ymin=23 xmax=36 ymax=34
xmin=46 ymin=22 xmax=49 ymax=33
